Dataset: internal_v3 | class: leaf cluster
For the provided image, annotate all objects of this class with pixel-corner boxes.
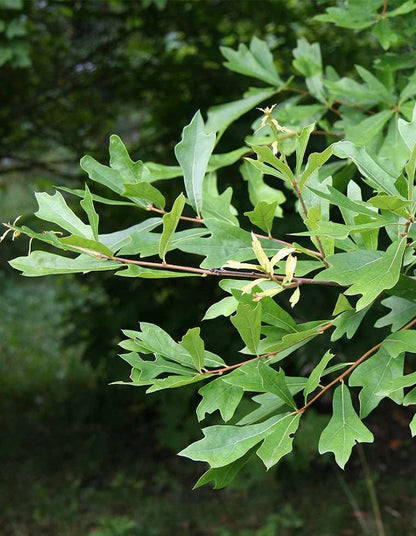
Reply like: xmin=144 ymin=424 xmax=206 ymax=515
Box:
xmin=4 ymin=1 xmax=416 ymax=487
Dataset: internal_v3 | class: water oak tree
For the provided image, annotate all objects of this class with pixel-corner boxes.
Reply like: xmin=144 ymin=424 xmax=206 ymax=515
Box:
xmin=4 ymin=0 xmax=416 ymax=488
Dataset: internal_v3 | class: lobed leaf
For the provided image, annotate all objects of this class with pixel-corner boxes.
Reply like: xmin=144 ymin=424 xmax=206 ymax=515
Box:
xmin=315 ymin=239 xmax=407 ymax=311
xmin=318 ymin=383 xmax=374 ymax=469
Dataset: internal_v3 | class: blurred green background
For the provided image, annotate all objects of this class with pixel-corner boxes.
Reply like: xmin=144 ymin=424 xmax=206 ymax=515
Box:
xmin=1 ymin=1 xmax=415 ymax=535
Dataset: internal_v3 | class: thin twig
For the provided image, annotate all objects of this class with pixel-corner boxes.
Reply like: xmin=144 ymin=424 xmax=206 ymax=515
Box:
xmin=146 ymin=205 xmax=202 ymax=223
xmin=69 ymin=245 xmax=339 ymax=286
xmin=253 ymin=233 xmax=324 ymax=259
xmin=298 ymin=316 xmax=416 ymax=413
xmin=144 ymin=205 xmax=326 ymax=261
xmin=201 ymin=322 xmax=333 ymax=376
xmin=379 ymin=0 xmax=389 ymax=18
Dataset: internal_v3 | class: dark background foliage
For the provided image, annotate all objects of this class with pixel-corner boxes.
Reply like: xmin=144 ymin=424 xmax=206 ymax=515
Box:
xmin=1 ymin=1 xmax=415 ymax=534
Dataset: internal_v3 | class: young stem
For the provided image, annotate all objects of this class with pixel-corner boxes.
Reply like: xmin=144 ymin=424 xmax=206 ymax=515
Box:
xmin=202 ymin=322 xmax=333 ymax=376
xmin=298 ymin=316 xmax=416 ymax=414
xmin=69 ymin=245 xmax=339 ymax=286
xmin=145 ymin=205 xmax=326 ymax=261
xmin=265 ymin=118 xmax=329 ymax=267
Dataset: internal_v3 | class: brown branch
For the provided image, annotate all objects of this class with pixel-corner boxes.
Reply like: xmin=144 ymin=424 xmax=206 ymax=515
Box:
xmin=254 ymin=233 xmax=324 ymax=259
xmin=145 ymin=205 xmax=326 ymax=261
xmin=333 ymin=99 xmax=376 ymax=115
xmin=69 ymin=245 xmax=339 ymax=287
xmin=298 ymin=316 xmax=416 ymax=414
xmin=146 ymin=205 xmax=202 ymax=223
xmin=379 ymin=0 xmax=389 ymax=18
xmin=202 ymin=322 xmax=333 ymax=376
xmin=314 ymin=130 xmax=343 ymax=138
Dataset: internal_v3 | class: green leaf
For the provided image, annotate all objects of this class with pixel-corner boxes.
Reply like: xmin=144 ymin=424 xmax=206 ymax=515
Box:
xmin=237 ymin=378 xmax=306 ymax=426
xmin=159 ymin=193 xmax=186 ymax=262
xmin=324 ymin=77 xmax=379 ymax=106
xmin=375 ymin=296 xmax=416 ymax=332
xmin=372 ymin=18 xmax=393 ymax=50
xmin=80 ymin=184 xmax=99 ymax=240
xmin=299 ymin=145 xmax=333 ymax=190
xmin=206 ymin=87 xmax=278 ymax=137
xmin=386 ymin=275 xmax=416 ymax=303
xmin=174 ymin=110 xmax=216 ymax=216
xmin=333 ymin=141 xmax=400 ymax=196
xmin=203 ymin=296 xmax=238 ymax=321
xmin=405 ymin=387 xmax=416 ymax=405
xmin=240 ymin=161 xmax=285 ymax=218
xmin=251 ymin=145 xmax=295 ymax=184
xmin=307 ymin=185 xmax=384 ymax=219
xmin=304 ymin=351 xmax=334 ymax=401
xmin=99 ymin=218 xmax=162 ymax=253
xmin=256 ymin=324 xmax=328 ymax=358
xmin=197 ymin=378 xmax=244 ymax=422
xmin=377 ymin=371 xmax=416 ymax=396
xmin=261 ymin=297 xmax=297 ymax=332
xmin=314 ymin=2 xmax=378 ymax=30
xmin=349 ymin=348 xmax=404 ymax=418
xmin=345 ymin=110 xmax=394 ymax=146
xmin=119 ymin=227 xmax=208 ymax=258
xmin=244 ymin=201 xmax=277 ymax=235
xmin=146 ymin=374 xmax=203 ymax=393
xmin=9 ymin=251 xmax=121 ymax=277
xmin=315 ymin=239 xmax=407 ymax=311
xmin=257 ymin=413 xmax=301 ymax=470
xmin=405 ymin=144 xmax=416 ymax=203
xmin=207 ymin=147 xmax=249 ymax=172
xmin=122 ymin=182 xmax=166 ymax=210
xmin=333 ymin=294 xmax=353 ymax=316
xmin=58 ymin=187 xmax=136 ymax=207
xmin=318 ymin=384 xmax=374 ymax=469
xmin=193 ymin=451 xmax=253 ymax=489
xmin=179 ymin=414 xmax=288 ymax=468
xmin=201 ymin=182 xmax=239 ymax=226
xmin=181 ymin=327 xmax=205 ymax=372
xmin=58 ymin=235 xmax=114 ymax=257
xmin=378 ymin=116 xmax=411 ymax=176
xmin=231 ymin=302 xmax=262 ymax=355
xmin=121 ymin=353 xmax=194 ymax=381
xmin=381 ymin=331 xmax=416 ymax=358
xmin=293 ymin=218 xmax=388 ymax=240
xmin=35 ymin=191 xmax=93 ymax=239
xmin=220 ymin=36 xmax=282 ymax=86
xmin=141 ymin=162 xmax=182 ymax=181
xmin=368 ymin=194 xmax=410 ymax=215
xmin=293 ymin=38 xmax=325 ymax=102
xmin=398 ymin=104 xmax=416 ymax=150
xmin=331 ymin=306 xmax=370 ymax=341
xmin=410 ymin=414 xmax=416 ymax=437
xmin=124 ymin=322 xmax=225 ymax=369
xmin=355 ymin=65 xmax=395 ymax=105
xmin=80 ymin=135 xmax=148 ymax=194
xmin=399 ymin=72 xmax=416 ymax=105
xmin=225 ymin=361 xmax=306 ymax=392
xmin=179 ymin=219 xmax=284 ymax=268
xmin=257 ymin=362 xmax=297 ymax=410
xmin=295 ymin=123 xmax=315 ymax=176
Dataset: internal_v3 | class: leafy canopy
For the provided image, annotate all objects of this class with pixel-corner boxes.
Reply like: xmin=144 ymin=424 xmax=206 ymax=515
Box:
xmin=3 ymin=0 xmax=416 ymax=487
